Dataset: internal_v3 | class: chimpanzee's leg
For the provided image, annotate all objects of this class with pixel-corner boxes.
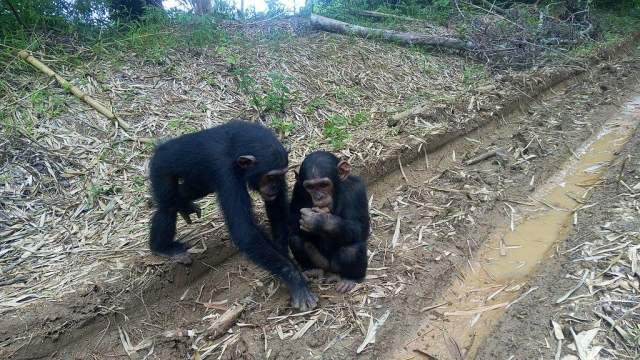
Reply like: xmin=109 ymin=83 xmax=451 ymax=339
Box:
xmin=327 ymin=243 xmax=367 ymax=293
xmin=149 ymin=174 xmax=191 ymax=264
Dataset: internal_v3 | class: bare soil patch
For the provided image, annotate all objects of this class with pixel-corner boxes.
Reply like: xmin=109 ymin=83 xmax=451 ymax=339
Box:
xmin=476 ymin=97 xmax=640 ymax=360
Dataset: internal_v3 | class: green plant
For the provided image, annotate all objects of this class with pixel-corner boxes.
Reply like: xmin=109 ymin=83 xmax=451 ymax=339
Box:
xmin=132 ymin=175 xmax=146 ymax=193
xmin=168 ymin=117 xmax=197 ymax=135
xmin=271 ymin=117 xmax=296 ymax=137
xmin=331 ymin=85 xmax=359 ymax=103
xmin=351 ymin=111 xmax=370 ymax=126
xmin=462 ymin=64 xmax=487 ymax=87
xmin=240 ymin=72 xmax=292 ymax=114
xmin=86 ymin=183 xmax=120 ymax=208
xmin=305 ymin=98 xmax=327 ymax=114
xmin=323 ymin=114 xmax=351 ymax=150
xmin=29 ymin=89 xmax=65 ymax=122
xmin=263 ymin=72 xmax=291 ymax=113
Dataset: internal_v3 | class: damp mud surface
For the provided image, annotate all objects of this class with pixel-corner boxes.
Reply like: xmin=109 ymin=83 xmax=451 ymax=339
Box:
xmin=393 ymin=95 xmax=640 ymax=360
xmin=3 ymin=51 xmax=640 ymax=360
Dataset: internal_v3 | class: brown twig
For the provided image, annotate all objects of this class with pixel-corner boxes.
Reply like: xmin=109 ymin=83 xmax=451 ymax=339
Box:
xmin=206 ymin=303 xmax=244 ymax=340
xmin=465 ymin=148 xmax=504 ymax=166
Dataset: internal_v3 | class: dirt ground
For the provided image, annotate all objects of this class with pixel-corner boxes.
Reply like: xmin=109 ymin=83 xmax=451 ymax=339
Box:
xmin=476 ymin=97 xmax=640 ymax=358
xmin=2 ymin=40 xmax=639 ymax=359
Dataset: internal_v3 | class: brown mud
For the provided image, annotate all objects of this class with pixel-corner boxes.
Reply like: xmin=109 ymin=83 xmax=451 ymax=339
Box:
xmin=393 ymin=94 xmax=640 ymax=360
xmin=3 ymin=41 xmax=640 ymax=360
xmin=476 ymin=98 xmax=640 ymax=360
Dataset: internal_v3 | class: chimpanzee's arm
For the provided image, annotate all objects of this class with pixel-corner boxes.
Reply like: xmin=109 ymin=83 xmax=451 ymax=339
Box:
xmin=217 ymin=177 xmax=317 ymax=310
xmin=289 ymin=182 xmax=306 ymax=234
xmin=319 ymin=214 xmax=367 ymax=245
xmin=308 ymin=181 xmax=370 ymax=246
xmin=265 ymin=180 xmax=289 ymax=257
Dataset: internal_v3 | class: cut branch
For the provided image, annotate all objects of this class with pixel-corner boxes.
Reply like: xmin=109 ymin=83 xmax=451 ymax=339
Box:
xmin=205 ymin=304 xmax=244 ymax=340
xmin=465 ymin=148 xmax=504 ymax=166
xmin=389 ymin=102 xmax=430 ymax=126
xmin=18 ymin=50 xmax=153 ymax=143
xmin=310 ymin=14 xmax=476 ymax=51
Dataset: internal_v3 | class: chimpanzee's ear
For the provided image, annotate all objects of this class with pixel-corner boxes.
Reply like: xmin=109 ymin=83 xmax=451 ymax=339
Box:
xmin=337 ymin=160 xmax=351 ymax=181
xmin=237 ymin=155 xmax=257 ymax=169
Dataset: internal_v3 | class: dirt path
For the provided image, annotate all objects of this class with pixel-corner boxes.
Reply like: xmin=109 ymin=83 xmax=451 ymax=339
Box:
xmin=4 ymin=48 xmax=640 ymax=360
xmin=475 ymin=100 xmax=640 ymax=359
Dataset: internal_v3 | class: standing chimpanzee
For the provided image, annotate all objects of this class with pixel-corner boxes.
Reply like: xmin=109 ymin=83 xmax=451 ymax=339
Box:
xmin=289 ymin=151 xmax=370 ymax=293
xmin=148 ymin=120 xmax=318 ymax=311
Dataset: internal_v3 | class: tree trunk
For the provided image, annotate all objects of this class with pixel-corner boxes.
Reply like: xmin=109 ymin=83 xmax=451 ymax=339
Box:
xmin=191 ymin=0 xmax=211 ymax=15
xmin=310 ymin=14 xmax=476 ymax=51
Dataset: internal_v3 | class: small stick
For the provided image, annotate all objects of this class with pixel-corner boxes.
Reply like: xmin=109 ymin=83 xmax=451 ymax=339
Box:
xmin=206 ymin=303 xmax=244 ymax=340
xmin=398 ymin=156 xmax=409 ymax=182
xmin=465 ymin=148 xmax=501 ymax=166
xmin=17 ymin=50 xmax=153 ymax=143
xmin=617 ymin=155 xmax=628 ymax=191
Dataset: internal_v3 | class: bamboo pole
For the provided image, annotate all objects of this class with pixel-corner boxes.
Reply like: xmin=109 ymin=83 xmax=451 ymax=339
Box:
xmin=18 ymin=50 xmax=153 ymax=143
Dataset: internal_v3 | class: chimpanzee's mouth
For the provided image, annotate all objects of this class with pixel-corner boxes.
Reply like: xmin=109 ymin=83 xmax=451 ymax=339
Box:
xmin=313 ymin=199 xmax=331 ymax=208
xmin=261 ymin=192 xmax=277 ymax=201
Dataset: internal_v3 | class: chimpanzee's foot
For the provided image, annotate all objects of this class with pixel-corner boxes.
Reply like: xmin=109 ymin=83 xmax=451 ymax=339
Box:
xmin=302 ymin=268 xmax=324 ymax=281
xmin=150 ymin=242 xmax=193 ymax=265
xmin=326 ymin=274 xmax=357 ymax=293
xmin=335 ymin=279 xmax=357 ymax=293
xmin=290 ymin=285 xmax=319 ymax=311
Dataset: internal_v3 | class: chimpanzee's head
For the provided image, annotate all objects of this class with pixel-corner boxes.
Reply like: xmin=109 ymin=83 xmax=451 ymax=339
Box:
xmin=233 ymin=122 xmax=289 ymax=202
xmin=296 ymin=151 xmax=351 ymax=210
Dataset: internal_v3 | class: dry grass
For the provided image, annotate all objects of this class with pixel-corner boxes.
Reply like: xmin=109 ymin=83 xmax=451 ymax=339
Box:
xmin=0 ymin=19 xmax=492 ymax=314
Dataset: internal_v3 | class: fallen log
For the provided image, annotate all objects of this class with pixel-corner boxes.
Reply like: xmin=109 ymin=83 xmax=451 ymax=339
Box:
xmin=310 ymin=14 xmax=476 ymax=51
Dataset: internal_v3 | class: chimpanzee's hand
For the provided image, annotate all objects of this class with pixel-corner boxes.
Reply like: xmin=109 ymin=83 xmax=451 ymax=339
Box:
xmin=300 ymin=208 xmax=329 ymax=233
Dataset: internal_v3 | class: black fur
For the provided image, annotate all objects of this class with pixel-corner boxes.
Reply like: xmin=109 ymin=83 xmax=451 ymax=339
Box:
xmin=149 ymin=120 xmax=316 ymax=310
xmin=289 ymin=151 xmax=370 ymax=281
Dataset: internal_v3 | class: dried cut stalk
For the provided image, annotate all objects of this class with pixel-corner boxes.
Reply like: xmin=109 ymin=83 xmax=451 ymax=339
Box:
xmin=206 ymin=304 xmax=244 ymax=340
xmin=17 ymin=50 xmax=153 ymax=143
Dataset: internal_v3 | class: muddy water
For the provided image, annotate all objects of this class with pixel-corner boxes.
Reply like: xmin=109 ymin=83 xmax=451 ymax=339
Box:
xmin=393 ymin=95 xmax=640 ymax=360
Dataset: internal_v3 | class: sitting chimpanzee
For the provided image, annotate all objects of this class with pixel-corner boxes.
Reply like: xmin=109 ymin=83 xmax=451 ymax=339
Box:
xmin=149 ymin=120 xmax=318 ymax=311
xmin=289 ymin=151 xmax=370 ymax=293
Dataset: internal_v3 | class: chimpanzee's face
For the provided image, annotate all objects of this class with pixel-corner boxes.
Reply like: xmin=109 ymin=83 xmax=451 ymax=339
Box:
xmin=302 ymin=177 xmax=334 ymax=209
xmin=259 ymin=168 xmax=287 ymax=201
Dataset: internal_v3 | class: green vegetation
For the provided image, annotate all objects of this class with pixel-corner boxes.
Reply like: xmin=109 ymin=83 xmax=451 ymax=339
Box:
xmin=323 ymin=114 xmax=351 ymax=150
xmin=304 ymin=98 xmax=328 ymax=114
xmin=462 ymin=64 xmax=488 ymax=87
xmin=271 ymin=117 xmax=296 ymax=137
xmin=86 ymin=183 xmax=120 ymax=208
xmin=323 ymin=111 xmax=370 ymax=150
xmin=351 ymin=111 xmax=370 ymax=126
xmin=234 ymin=70 xmax=292 ymax=115
xmin=167 ymin=117 xmax=198 ymax=135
